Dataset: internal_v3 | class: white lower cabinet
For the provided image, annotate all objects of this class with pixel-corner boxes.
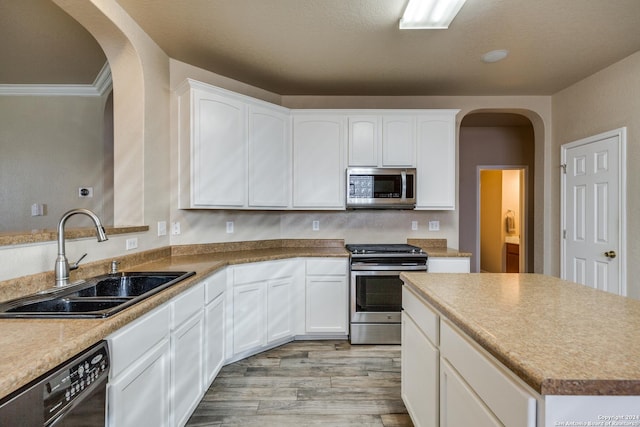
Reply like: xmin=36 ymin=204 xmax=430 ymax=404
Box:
xmin=233 ymin=281 xmax=267 ymax=354
xmin=107 ymin=257 xmax=349 ymax=426
xmin=204 ymin=270 xmax=226 ymax=387
xmin=402 ymin=285 xmax=537 ymax=427
xmin=230 ymin=260 xmax=302 ymax=358
xmin=440 ymin=358 xmax=501 ymax=427
xmin=401 ymin=311 xmax=439 ymax=427
xmin=171 ymin=283 xmax=205 ymax=427
xmin=107 ymin=305 xmax=171 ymax=427
xmin=305 ymin=258 xmax=348 ymax=335
xmin=428 ymin=257 xmax=470 ymax=273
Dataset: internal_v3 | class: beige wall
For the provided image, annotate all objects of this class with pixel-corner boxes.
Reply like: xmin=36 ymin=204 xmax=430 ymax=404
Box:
xmin=19 ymin=0 xmax=640 ymax=291
xmin=0 ymin=94 xmax=108 ymax=230
xmin=552 ymin=50 xmax=640 ymax=298
xmin=459 ymin=125 xmax=535 ymax=272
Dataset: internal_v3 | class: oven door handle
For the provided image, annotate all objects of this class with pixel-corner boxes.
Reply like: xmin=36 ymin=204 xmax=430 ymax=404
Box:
xmin=351 ymin=265 xmax=427 ymax=271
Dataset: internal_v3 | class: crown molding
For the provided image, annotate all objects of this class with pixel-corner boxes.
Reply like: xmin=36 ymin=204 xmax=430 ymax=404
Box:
xmin=0 ymin=62 xmax=112 ymax=97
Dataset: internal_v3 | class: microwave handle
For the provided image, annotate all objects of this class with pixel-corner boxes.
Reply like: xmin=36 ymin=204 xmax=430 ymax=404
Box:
xmin=401 ymin=170 xmax=407 ymax=199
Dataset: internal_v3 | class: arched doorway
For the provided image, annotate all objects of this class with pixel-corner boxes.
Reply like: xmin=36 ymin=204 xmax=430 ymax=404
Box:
xmin=459 ymin=112 xmax=535 ymax=273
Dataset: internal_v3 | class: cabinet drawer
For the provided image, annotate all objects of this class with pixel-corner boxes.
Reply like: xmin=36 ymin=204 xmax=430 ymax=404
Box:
xmin=402 ymin=286 xmax=439 ymax=345
xmin=172 ymin=282 xmax=204 ymax=328
xmin=306 ymin=258 xmax=347 ymax=276
xmin=108 ymin=304 xmax=170 ymax=378
xmin=204 ymin=269 xmax=226 ymax=304
xmin=440 ymin=320 xmax=537 ymax=427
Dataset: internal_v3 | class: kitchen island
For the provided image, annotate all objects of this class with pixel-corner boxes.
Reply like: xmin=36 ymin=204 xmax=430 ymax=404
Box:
xmin=400 ymin=273 xmax=640 ymax=427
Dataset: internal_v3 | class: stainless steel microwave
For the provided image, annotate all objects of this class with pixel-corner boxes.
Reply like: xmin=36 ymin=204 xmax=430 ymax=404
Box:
xmin=346 ymin=167 xmax=416 ymax=209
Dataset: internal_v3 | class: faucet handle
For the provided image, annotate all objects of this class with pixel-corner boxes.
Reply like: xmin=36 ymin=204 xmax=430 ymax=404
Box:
xmin=70 ymin=253 xmax=88 ymax=271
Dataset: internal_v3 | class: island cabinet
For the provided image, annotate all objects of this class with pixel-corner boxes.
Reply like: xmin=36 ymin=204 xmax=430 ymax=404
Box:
xmin=401 ymin=285 xmax=537 ymax=427
xmin=401 ymin=286 xmax=439 ymax=427
xmin=176 ymin=79 xmax=291 ymax=209
xmin=347 ymin=114 xmax=416 ymax=167
xmin=291 ymin=113 xmax=347 ymax=209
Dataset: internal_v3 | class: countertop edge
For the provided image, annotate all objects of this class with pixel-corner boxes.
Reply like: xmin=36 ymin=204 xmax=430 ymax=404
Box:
xmin=401 ymin=276 xmax=640 ymax=397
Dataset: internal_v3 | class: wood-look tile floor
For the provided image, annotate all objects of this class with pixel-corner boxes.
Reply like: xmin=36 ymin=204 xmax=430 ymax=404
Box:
xmin=186 ymin=340 xmax=414 ymax=427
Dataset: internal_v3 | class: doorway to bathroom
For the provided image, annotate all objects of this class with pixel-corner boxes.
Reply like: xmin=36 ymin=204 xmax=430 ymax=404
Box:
xmin=479 ymin=167 xmax=527 ymax=273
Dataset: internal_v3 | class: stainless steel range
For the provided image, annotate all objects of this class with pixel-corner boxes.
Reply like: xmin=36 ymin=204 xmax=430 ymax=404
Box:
xmin=347 ymin=244 xmax=427 ymax=344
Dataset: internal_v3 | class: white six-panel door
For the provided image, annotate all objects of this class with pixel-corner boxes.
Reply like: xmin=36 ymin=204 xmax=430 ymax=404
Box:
xmin=561 ymin=128 xmax=626 ymax=295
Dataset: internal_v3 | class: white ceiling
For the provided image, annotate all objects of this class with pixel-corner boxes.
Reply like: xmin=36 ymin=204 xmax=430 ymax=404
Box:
xmin=3 ymin=0 xmax=640 ymax=96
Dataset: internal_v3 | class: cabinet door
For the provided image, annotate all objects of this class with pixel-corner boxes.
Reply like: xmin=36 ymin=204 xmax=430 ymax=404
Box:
xmin=204 ymin=293 xmax=225 ymax=387
xmin=172 ymin=313 xmax=205 ymax=427
xmin=348 ymin=116 xmax=380 ymax=166
xmin=382 ymin=115 xmax=415 ymax=166
xmin=267 ymin=278 xmax=294 ymax=342
xmin=248 ymin=104 xmax=291 ymax=207
xmin=402 ymin=312 xmax=439 ymax=427
xmin=292 ymin=114 xmax=346 ymax=209
xmin=192 ymin=89 xmax=246 ymax=207
xmin=416 ymin=112 xmax=457 ymax=210
xmin=305 ymin=276 xmax=348 ymax=334
xmin=233 ymin=282 xmax=266 ymax=354
xmin=440 ymin=359 xmax=501 ymax=427
xmin=107 ymin=340 xmax=171 ymax=427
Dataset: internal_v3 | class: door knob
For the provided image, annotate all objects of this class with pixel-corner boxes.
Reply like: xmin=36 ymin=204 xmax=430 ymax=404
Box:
xmin=604 ymin=250 xmax=617 ymax=259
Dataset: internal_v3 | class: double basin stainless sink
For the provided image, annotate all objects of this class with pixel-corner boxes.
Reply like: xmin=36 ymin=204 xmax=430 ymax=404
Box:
xmin=0 ymin=271 xmax=195 ymax=318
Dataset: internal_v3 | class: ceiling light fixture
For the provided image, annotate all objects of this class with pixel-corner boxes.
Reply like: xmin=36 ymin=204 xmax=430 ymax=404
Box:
xmin=482 ymin=49 xmax=509 ymax=63
xmin=399 ymin=0 xmax=468 ymax=29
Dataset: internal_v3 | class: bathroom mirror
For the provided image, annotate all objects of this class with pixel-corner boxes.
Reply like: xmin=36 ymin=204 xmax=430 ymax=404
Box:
xmin=0 ymin=0 xmax=113 ymax=232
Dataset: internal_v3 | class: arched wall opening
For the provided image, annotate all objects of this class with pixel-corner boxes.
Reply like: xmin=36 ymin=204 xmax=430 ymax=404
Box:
xmin=459 ymin=111 xmax=540 ymax=273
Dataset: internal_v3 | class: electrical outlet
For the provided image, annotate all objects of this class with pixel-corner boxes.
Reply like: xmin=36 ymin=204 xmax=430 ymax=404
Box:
xmin=226 ymin=221 xmax=234 ymax=233
xmin=429 ymin=220 xmax=440 ymax=231
xmin=312 ymin=220 xmax=320 ymax=231
xmin=411 ymin=220 xmax=418 ymax=231
xmin=171 ymin=221 xmax=181 ymax=235
xmin=78 ymin=187 xmax=93 ymax=198
xmin=157 ymin=221 xmax=167 ymax=236
xmin=125 ymin=237 xmax=138 ymax=250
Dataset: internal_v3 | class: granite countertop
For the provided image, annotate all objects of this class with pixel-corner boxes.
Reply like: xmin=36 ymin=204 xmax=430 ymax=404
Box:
xmin=400 ymin=272 xmax=640 ymax=396
xmin=0 ymin=240 xmax=348 ymax=400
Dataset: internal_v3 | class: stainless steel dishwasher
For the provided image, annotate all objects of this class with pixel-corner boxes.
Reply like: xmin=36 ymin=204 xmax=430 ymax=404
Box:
xmin=0 ymin=341 xmax=110 ymax=426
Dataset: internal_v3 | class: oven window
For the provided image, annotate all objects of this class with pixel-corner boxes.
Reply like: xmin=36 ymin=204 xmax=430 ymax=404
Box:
xmin=355 ymin=275 xmax=403 ymax=312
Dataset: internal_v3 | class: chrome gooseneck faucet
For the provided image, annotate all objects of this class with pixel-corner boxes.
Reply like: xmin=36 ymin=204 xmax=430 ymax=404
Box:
xmin=55 ymin=208 xmax=108 ymax=287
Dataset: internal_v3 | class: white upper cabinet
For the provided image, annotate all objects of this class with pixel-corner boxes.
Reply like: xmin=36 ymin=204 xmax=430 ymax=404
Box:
xmin=416 ymin=111 xmax=459 ymax=210
xmin=178 ymin=82 xmax=246 ymax=208
xmin=348 ymin=114 xmax=415 ymax=167
xmin=176 ymin=79 xmax=291 ymax=209
xmin=382 ymin=115 xmax=416 ymax=166
xmin=177 ymin=80 xmax=458 ymax=211
xmin=348 ymin=116 xmax=380 ymax=166
xmin=248 ymin=104 xmax=291 ymax=208
xmin=292 ymin=113 xmax=346 ymax=209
